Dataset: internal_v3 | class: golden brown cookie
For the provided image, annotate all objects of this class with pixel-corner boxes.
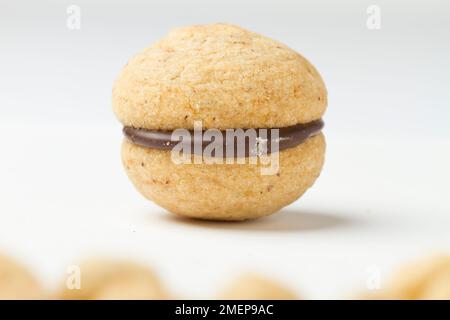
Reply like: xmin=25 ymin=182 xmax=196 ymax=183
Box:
xmin=387 ymin=255 xmax=450 ymax=299
xmin=357 ymin=255 xmax=450 ymax=300
xmin=113 ymin=23 xmax=327 ymax=130
xmin=218 ymin=273 xmax=298 ymax=300
xmin=113 ymin=23 xmax=327 ymax=220
xmin=58 ymin=259 xmax=168 ymax=300
xmin=0 ymin=254 xmax=46 ymax=299
xmin=420 ymin=268 xmax=450 ymax=299
xmin=122 ymin=133 xmax=325 ymax=220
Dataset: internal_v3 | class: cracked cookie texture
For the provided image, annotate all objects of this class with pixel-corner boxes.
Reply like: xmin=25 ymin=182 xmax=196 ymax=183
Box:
xmin=122 ymin=133 xmax=325 ymax=220
xmin=114 ymin=23 xmax=327 ymax=220
xmin=112 ymin=23 xmax=327 ymax=130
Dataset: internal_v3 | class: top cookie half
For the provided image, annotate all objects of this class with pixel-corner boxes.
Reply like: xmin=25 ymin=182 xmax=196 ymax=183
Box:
xmin=112 ymin=23 xmax=327 ymax=130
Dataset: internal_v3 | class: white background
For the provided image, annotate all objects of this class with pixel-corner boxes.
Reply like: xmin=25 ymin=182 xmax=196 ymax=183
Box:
xmin=0 ymin=0 xmax=449 ymax=299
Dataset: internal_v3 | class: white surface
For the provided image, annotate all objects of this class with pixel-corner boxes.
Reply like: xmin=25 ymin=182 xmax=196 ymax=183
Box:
xmin=0 ymin=121 xmax=449 ymax=299
xmin=0 ymin=0 xmax=449 ymax=299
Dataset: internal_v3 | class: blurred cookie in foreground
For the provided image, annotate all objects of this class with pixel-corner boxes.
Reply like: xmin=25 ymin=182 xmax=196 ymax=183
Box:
xmin=218 ymin=273 xmax=298 ymax=300
xmin=58 ymin=259 xmax=169 ymax=300
xmin=420 ymin=268 xmax=450 ymax=299
xmin=387 ymin=254 xmax=450 ymax=299
xmin=360 ymin=254 xmax=450 ymax=300
xmin=0 ymin=253 xmax=46 ymax=299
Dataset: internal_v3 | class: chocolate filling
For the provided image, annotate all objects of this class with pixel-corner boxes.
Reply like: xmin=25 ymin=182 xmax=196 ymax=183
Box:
xmin=123 ymin=119 xmax=323 ymax=157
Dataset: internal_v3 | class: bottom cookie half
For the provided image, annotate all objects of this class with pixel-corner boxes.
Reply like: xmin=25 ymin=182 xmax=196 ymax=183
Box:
xmin=121 ymin=133 xmax=325 ymax=221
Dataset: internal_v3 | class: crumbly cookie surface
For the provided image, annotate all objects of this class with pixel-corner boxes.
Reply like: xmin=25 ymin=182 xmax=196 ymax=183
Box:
xmin=113 ymin=23 xmax=327 ymax=130
xmin=122 ymin=133 xmax=325 ymax=220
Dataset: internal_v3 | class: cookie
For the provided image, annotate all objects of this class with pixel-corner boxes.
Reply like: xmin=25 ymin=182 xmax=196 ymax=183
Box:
xmin=218 ymin=273 xmax=298 ymax=300
xmin=420 ymin=268 xmax=450 ymax=299
xmin=358 ymin=255 xmax=450 ymax=300
xmin=58 ymin=259 xmax=168 ymax=300
xmin=387 ymin=255 xmax=450 ymax=299
xmin=0 ymin=254 xmax=45 ymax=299
xmin=113 ymin=23 xmax=327 ymax=220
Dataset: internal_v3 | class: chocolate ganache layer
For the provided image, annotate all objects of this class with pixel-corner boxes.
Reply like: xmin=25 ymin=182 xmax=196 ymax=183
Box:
xmin=123 ymin=119 xmax=324 ymax=157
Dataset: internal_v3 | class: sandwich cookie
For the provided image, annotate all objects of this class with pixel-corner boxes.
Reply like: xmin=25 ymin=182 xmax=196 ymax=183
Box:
xmin=113 ymin=23 xmax=327 ymax=220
